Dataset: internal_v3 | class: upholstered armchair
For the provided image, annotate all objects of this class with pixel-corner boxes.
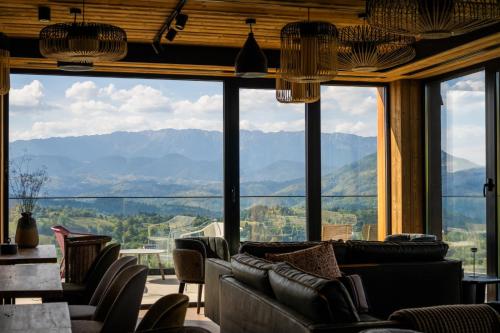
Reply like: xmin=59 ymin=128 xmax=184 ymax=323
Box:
xmin=172 ymin=237 xmax=230 ymax=314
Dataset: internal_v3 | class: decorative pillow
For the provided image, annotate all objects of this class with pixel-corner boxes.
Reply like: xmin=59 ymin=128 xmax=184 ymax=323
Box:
xmin=231 ymin=253 xmax=274 ymax=296
xmin=339 ymin=274 xmax=370 ymax=314
xmin=269 ymin=262 xmax=360 ymax=323
xmin=265 ymin=241 xmax=342 ymax=279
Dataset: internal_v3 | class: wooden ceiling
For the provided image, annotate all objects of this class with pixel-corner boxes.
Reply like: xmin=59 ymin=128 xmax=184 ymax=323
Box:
xmin=1 ymin=0 xmax=499 ymax=81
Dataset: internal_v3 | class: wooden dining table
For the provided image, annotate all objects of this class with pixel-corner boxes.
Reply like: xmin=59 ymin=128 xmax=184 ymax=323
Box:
xmin=0 ymin=302 xmax=71 ymax=333
xmin=0 ymin=263 xmax=62 ymax=300
xmin=0 ymin=244 xmax=57 ymax=265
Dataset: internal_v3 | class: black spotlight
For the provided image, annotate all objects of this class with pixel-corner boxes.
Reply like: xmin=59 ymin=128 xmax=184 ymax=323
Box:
xmin=175 ymin=13 xmax=188 ymax=31
xmin=38 ymin=6 xmax=51 ymax=23
xmin=166 ymin=28 xmax=177 ymax=42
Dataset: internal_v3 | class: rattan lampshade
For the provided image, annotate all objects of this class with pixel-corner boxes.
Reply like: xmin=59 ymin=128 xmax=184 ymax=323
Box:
xmin=0 ymin=33 xmax=9 ymax=96
xmin=367 ymin=0 xmax=500 ymax=39
xmin=276 ymin=75 xmax=320 ymax=104
xmin=338 ymin=25 xmax=416 ymax=72
xmin=280 ymin=21 xmax=338 ymax=83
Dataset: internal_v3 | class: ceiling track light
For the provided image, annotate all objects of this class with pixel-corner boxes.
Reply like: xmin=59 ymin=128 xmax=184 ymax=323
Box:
xmin=175 ymin=13 xmax=188 ymax=31
xmin=234 ymin=18 xmax=268 ymax=78
xmin=38 ymin=6 xmax=51 ymax=23
xmin=166 ymin=28 xmax=177 ymax=42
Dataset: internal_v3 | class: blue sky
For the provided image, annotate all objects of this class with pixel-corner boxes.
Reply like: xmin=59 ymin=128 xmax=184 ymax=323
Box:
xmin=10 ymin=74 xmax=380 ymax=142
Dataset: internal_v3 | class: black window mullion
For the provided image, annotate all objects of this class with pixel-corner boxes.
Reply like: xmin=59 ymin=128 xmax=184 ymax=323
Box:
xmin=223 ymin=78 xmax=240 ymax=254
xmin=305 ymin=100 xmax=322 ymax=241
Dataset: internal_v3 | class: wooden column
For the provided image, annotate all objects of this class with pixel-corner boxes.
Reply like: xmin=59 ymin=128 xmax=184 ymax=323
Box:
xmin=376 ymin=88 xmax=388 ymax=240
xmin=0 ymin=94 xmax=5 ymax=242
xmin=389 ymin=80 xmax=424 ymax=234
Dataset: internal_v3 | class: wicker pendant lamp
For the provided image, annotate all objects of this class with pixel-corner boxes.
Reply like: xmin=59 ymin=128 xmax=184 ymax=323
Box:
xmin=276 ymin=75 xmax=320 ymax=104
xmin=338 ymin=25 xmax=416 ymax=72
xmin=0 ymin=33 xmax=9 ymax=95
xmin=366 ymin=0 xmax=500 ymax=39
xmin=39 ymin=1 xmax=127 ymax=67
xmin=280 ymin=10 xmax=338 ymax=83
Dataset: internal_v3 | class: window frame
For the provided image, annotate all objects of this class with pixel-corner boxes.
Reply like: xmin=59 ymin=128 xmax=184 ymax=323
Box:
xmin=3 ymin=70 xmax=389 ymax=254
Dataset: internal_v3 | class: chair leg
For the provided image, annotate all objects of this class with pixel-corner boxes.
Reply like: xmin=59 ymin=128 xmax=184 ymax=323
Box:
xmin=197 ymin=284 xmax=203 ymax=314
xmin=178 ymin=282 xmax=185 ymax=294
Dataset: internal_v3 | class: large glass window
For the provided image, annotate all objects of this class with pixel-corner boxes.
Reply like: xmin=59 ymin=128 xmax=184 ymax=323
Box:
xmin=8 ymin=75 xmax=224 ymax=274
xmin=440 ymin=70 xmax=486 ymax=274
xmin=239 ymin=89 xmax=306 ymax=242
xmin=321 ymin=86 xmax=380 ymax=241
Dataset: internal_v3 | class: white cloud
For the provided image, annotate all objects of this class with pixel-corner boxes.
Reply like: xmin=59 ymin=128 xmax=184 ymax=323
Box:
xmin=451 ymin=79 xmax=485 ymax=91
xmin=65 ymin=81 xmax=97 ymax=100
xmin=240 ymin=119 xmax=305 ymax=132
xmin=321 ymin=86 xmax=378 ymax=116
xmin=172 ymin=94 xmax=222 ymax=114
xmin=103 ymin=84 xmax=171 ymax=113
xmin=10 ymin=80 xmax=44 ymax=107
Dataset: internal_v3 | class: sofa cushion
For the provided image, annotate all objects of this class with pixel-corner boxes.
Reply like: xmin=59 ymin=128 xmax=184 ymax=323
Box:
xmin=340 ymin=274 xmax=370 ymax=314
xmin=269 ymin=262 xmax=360 ymax=324
xmin=385 ymin=234 xmax=438 ymax=242
xmin=239 ymin=241 xmax=348 ymax=264
xmin=345 ymin=241 xmax=449 ymax=263
xmin=265 ymin=242 xmax=342 ymax=279
xmin=231 ymin=253 xmax=274 ymax=296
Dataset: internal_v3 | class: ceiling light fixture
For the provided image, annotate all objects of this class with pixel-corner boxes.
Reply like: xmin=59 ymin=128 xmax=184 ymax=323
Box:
xmin=57 ymin=61 xmax=95 ymax=72
xmin=234 ymin=18 xmax=268 ymax=78
xmin=175 ymin=13 xmax=188 ymax=30
xmin=166 ymin=28 xmax=177 ymax=42
xmin=338 ymin=25 xmax=416 ymax=72
xmin=39 ymin=0 xmax=127 ymax=64
xmin=276 ymin=75 xmax=320 ymax=104
xmin=0 ymin=33 xmax=10 ymax=95
xmin=38 ymin=6 xmax=51 ymax=23
xmin=366 ymin=0 xmax=500 ymax=39
xmin=280 ymin=10 xmax=338 ymax=83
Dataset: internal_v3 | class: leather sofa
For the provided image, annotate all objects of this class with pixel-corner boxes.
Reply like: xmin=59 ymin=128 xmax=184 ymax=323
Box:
xmin=205 ymin=240 xmax=462 ymax=332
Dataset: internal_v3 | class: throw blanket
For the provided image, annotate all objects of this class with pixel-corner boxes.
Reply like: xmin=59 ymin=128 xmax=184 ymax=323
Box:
xmin=389 ymin=304 xmax=500 ymax=333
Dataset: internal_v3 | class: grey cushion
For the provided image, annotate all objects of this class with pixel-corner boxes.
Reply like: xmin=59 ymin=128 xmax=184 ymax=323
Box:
xmin=71 ymin=320 xmax=103 ymax=333
xmin=69 ymin=305 xmax=96 ymax=320
xmin=269 ymin=262 xmax=360 ymax=324
xmin=231 ymin=253 xmax=274 ymax=296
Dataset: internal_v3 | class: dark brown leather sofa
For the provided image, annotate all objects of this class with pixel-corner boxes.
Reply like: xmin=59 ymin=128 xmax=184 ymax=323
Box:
xmin=205 ymin=240 xmax=463 ymax=333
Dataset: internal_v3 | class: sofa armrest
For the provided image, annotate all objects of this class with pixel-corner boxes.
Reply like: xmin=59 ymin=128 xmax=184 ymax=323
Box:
xmin=205 ymin=258 xmax=232 ymax=324
xmin=308 ymin=320 xmax=402 ymax=333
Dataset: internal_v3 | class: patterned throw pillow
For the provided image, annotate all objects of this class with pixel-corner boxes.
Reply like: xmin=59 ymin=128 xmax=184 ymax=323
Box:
xmin=265 ymin=242 xmax=342 ymax=279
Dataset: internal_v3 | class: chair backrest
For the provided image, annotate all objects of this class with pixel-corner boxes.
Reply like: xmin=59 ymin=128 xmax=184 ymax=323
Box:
xmin=174 ymin=237 xmax=229 ymax=261
xmin=51 ymin=225 xmax=71 ymax=253
xmin=83 ymin=243 xmax=121 ymax=301
xmin=321 ymin=224 xmax=353 ymax=241
xmin=89 ymin=256 xmax=137 ymax=306
xmin=64 ymin=235 xmax=113 ymax=284
xmin=94 ymin=265 xmax=148 ymax=333
xmin=362 ymin=224 xmax=378 ymax=241
xmin=136 ymin=294 xmax=189 ymax=331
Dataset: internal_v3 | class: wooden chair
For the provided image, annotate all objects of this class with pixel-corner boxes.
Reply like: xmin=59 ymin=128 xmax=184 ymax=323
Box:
xmin=71 ymin=265 xmax=149 ymax=333
xmin=362 ymin=224 xmax=378 ymax=241
xmin=51 ymin=225 xmax=111 ymax=280
xmin=321 ymin=224 xmax=353 ymax=241
xmin=69 ymin=256 xmax=138 ymax=320
xmin=136 ymin=294 xmax=189 ymax=331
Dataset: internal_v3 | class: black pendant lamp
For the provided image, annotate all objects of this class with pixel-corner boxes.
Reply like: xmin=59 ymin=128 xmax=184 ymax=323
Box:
xmin=235 ymin=18 xmax=268 ymax=78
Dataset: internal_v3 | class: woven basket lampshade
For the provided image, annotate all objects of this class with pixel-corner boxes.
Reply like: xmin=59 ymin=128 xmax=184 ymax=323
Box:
xmin=280 ymin=21 xmax=338 ymax=83
xmin=40 ymin=22 xmax=127 ymax=63
xmin=276 ymin=76 xmax=320 ymax=104
xmin=338 ymin=25 xmax=416 ymax=72
xmin=0 ymin=33 xmax=9 ymax=95
xmin=367 ymin=0 xmax=500 ymax=39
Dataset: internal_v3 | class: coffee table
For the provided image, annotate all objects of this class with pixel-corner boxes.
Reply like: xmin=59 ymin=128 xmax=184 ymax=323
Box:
xmin=120 ymin=248 xmax=166 ymax=280
xmin=462 ymin=274 xmax=500 ymax=304
xmin=0 ymin=245 xmax=57 ymax=265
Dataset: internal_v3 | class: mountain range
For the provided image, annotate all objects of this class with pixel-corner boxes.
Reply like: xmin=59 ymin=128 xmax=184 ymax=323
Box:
xmin=9 ymin=128 xmax=484 ymax=198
